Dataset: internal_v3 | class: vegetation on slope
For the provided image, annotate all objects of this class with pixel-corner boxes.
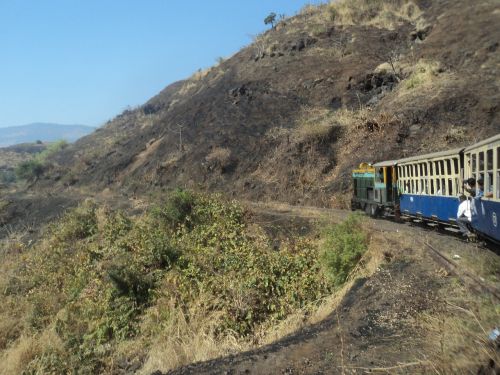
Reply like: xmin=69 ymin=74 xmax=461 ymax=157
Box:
xmin=0 ymin=191 xmax=368 ymax=374
xmin=14 ymin=140 xmax=68 ymax=182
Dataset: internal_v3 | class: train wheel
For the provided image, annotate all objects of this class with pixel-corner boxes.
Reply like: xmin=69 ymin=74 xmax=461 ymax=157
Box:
xmin=370 ymin=204 xmax=379 ymax=218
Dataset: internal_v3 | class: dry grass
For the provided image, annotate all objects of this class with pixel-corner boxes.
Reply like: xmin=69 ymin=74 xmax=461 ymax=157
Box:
xmin=0 ymin=330 xmax=65 ymax=375
xmin=293 ymin=106 xmax=337 ymax=143
xmin=445 ymin=127 xmax=467 ymax=143
xmin=422 ymin=297 xmax=500 ymax=373
xmin=402 ymin=59 xmax=444 ymax=90
xmin=138 ymin=297 xmax=244 ymax=374
xmin=205 ymin=147 xmax=231 ymax=165
xmin=327 ymin=0 xmax=423 ymax=30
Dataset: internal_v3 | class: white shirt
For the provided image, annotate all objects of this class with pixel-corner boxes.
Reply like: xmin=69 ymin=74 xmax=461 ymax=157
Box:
xmin=457 ymin=200 xmax=471 ymax=221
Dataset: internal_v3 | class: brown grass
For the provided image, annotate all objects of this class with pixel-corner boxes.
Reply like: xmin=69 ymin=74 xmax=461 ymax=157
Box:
xmin=327 ymin=0 xmax=423 ymax=30
xmin=422 ymin=297 xmax=500 ymax=373
xmin=205 ymin=147 xmax=231 ymax=165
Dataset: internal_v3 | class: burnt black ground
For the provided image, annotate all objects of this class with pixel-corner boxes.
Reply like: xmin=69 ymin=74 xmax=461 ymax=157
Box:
xmin=33 ymin=0 xmax=500 ymax=207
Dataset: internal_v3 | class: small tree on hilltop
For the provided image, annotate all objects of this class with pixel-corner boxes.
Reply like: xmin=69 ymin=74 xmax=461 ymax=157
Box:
xmin=264 ymin=12 xmax=277 ymax=28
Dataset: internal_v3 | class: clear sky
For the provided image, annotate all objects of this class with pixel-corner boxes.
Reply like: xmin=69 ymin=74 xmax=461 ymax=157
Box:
xmin=0 ymin=0 xmax=322 ymax=128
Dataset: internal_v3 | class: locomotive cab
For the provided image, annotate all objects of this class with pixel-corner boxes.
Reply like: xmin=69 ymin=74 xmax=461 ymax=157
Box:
xmin=373 ymin=160 xmax=399 ymax=209
xmin=351 ymin=161 xmax=398 ymax=217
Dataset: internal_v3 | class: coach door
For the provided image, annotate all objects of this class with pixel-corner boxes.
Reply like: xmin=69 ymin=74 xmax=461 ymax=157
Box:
xmin=386 ymin=166 xmax=393 ymax=202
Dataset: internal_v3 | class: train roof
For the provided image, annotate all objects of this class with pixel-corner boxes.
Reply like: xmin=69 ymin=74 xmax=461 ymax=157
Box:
xmin=464 ymin=133 xmax=500 ymax=152
xmin=396 ymin=147 xmax=464 ymax=164
xmin=373 ymin=160 xmax=398 ymax=167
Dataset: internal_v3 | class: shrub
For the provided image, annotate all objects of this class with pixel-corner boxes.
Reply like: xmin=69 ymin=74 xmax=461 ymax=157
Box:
xmin=1 ymin=193 xmax=353 ymax=373
xmin=153 ymin=189 xmax=195 ymax=228
xmin=15 ymin=159 xmax=44 ymax=181
xmin=36 ymin=139 xmax=68 ymax=162
xmin=14 ymin=139 xmax=68 ymax=181
xmin=320 ymin=214 xmax=368 ymax=286
xmin=107 ymin=265 xmax=153 ymax=306
xmin=54 ymin=200 xmax=98 ymax=241
xmin=0 ymin=170 xmax=16 ymax=184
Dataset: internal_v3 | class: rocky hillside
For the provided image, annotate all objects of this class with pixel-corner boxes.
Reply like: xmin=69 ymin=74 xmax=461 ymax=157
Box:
xmin=45 ymin=0 xmax=499 ymax=206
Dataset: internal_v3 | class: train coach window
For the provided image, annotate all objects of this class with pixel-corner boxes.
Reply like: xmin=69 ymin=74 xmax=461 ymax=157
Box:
xmin=479 ymin=151 xmax=485 ymax=172
xmin=442 ymin=178 xmax=446 ymax=195
xmin=487 ymin=149 xmax=493 ymax=170
xmin=498 ymin=147 xmax=500 ymax=171
xmin=448 ymin=179 xmax=453 ymax=196
xmin=497 ymin=171 xmax=500 ymax=199
xmin=430 ymin=179 xmax=435 ymax=194
xmin=487 ymin=149 xmax=494 ymax=197
xmin=487 ymin=172 xmax=494 ymax=194
xmin=472 ymin=154 xmax=477 ymax=175
xmin=453 ymin=158 xmax=459 ymax=175
xmin=429 ymin=162 xmax=433 ymax=175
xmin=446 ymin=160 xmax=452 ymax=175
xmin=439 ymin=160 xmax=445 ymax=176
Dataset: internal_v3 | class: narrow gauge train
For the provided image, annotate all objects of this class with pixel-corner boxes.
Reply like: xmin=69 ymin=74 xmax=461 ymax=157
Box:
xmin=351 ymin=133 xmax=500 ymax=243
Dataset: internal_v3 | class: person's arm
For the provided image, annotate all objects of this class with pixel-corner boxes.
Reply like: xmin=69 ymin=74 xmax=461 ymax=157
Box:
xmin=485 ymin=191 xmax=493 ymax=198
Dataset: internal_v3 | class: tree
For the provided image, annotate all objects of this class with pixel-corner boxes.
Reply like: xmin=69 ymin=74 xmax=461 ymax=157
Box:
xmin=264 ymin=12 xmax=277 ymax=28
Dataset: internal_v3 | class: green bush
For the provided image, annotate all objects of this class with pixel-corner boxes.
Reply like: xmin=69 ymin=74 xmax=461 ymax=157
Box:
xmin=320 ymin=214 xmax=368 ymax=286
xmin=54 ymin=200 xmax=98 ymax=241
xmin=36 ymin=139 xmax=68 ymax=162
xmin=15 ymin=159 xmax=44 ymax=181
xmin=0 ymin=169 xmax=16 ymax=184
xmin=153 ymin=189 xmax=195 ymax=228
xmin=6 ymin=192 xmax=367 ymax=373
xmin=14 ymin=139 xmax=68 ymax=181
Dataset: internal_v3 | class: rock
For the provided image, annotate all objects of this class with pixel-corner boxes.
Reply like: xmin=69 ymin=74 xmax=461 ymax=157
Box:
xmin=409 ymin=124 xmax=421 ymax=134
xmin=330 ymin=97 xmax=342 ymax=110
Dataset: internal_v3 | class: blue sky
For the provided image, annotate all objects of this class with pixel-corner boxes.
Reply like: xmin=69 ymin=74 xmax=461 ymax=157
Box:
xmin=0 ymin=1 xmax=322 ymax=128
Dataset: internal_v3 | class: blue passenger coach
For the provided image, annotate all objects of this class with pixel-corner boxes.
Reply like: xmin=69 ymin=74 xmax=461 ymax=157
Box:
xmin=463 ymin=134 xmax=500 ymax=242
xmin=396 ymin=148 xmax=464 ymax=225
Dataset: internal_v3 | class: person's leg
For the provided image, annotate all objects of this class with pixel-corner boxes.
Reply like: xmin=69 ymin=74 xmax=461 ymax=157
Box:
xmin=457 ymin=217 xmax=471 ymax=235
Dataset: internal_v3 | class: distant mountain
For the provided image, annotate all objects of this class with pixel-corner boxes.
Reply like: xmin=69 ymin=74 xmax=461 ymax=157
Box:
xmin=0 ymin=123 xmax=95 ymax=147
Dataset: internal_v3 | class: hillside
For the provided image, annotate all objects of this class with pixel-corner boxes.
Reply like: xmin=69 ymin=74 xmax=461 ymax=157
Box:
xmin=0 ymin=123 xmax=94 ymax=148
xmin=1 ymin=1 xmax=499 ymax=374
xmin=40 ymin=0 xmax=500 ymax=206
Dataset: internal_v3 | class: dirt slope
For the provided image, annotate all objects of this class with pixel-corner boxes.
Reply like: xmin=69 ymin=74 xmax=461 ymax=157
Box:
xmin=40 ymin=0 xmax=499 ymax=206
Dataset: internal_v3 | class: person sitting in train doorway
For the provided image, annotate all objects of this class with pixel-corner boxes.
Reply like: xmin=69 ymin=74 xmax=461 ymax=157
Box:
xmin=463 ymin=177 xmax=476 ymax=197
xmin=476 ymin=178 xmax=493 ymax=198
xmin=457 ymin=195 xmax=472 ymax=237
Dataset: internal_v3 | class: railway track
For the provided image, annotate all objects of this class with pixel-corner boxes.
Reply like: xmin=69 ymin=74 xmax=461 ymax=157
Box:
xmin=422 ymin=239 xmax=500 ymax=301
